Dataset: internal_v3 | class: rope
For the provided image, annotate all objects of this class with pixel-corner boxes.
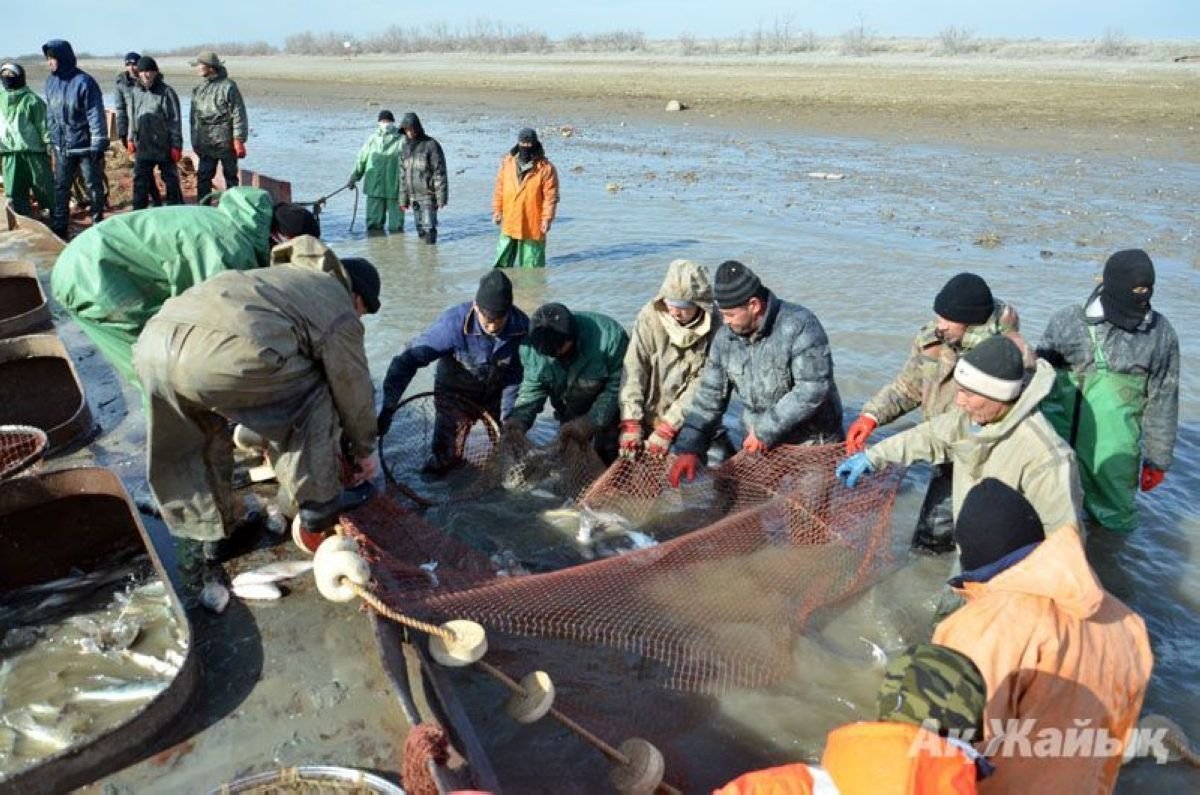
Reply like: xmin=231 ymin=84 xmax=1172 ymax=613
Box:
xmin=348 ymin=581 xmax=454 ymax=641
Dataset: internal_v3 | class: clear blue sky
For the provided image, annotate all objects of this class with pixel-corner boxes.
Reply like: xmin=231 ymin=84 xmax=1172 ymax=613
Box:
xmin=6 ymin=0 xmax=1198 ymax=55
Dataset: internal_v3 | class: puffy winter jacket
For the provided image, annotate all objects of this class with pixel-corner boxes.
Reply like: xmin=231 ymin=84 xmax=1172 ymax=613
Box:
xmin=41 ymin=40 xmax=107 ymax=153
xmin=381 ymin=302 xmax=529 ymax=416
xmin=114 ymin=71 xmax=137 ymax=141
xmin=1038 ymin=289 xmax=1179 ymax=470
xmin=676 ymin=291 xmax=844 ymax=452
xmin=51 ymin=187 xmax=275 ymax=383
xmin=934 ymin=526 xmax=1152 ymax=795
xmin=865 ymin=361 xmax=1082 ymax=532
xmin=509 ymin=312 xmax=628 ymax=430
xmin=189 ymin=65 xmax=247 ymax=157
xmin=492 ymin=152 xmax=558 ymax=242
xmin=399 ymin=115 xmax=448 ymax=206
xmin=619 ymin=259 xmax=718 ymax=431
xmin=129 ymin=74 xmax=182 ymax=162
xmin=0 ymin=86 xmax=50 ymax=153
xmin=351 ymin=126 xmax=403 ymax=200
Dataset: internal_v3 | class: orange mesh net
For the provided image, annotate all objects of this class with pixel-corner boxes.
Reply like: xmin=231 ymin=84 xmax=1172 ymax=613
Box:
xmin=0 ymin=425 xmax=48 ymax=480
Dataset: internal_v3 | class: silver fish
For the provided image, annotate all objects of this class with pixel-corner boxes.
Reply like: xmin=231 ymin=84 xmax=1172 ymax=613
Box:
xmin=3 ymin=710 xmax=77 ymax=751
xmin=231 ymin=582 xmax=283 ymax=601
xmin=70 ymin=680 xmax=167 ymax=704
xmin=122 ymin=650 xmax=180 ymax=677
xmin=230 ymin=560 xmax=313 ymax=588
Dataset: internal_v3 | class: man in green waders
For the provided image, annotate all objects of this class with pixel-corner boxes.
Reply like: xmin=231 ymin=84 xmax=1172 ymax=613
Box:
xmin=1039 ymin=249 xmax=1179 ymax=532
xmin=0 ymin=62 xmax=54 ymax=218
xmin=346 ymin=110 xmax=404 ymax=233
xmin=492 ymin=128 xmax=559 ymax=268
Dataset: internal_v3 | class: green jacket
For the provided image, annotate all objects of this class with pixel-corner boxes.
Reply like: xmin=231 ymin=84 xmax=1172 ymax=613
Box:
xmin=50 ymin=187 xmax=275 ymax=383
xmin=189 ymin=66 xmax=248 ymax=157
xmin=350 ymin=127 xmax=403 ymax=199
xmin=509 ymin=312 xmax=629 ymax=430
xmin=0 ymin=86 xmax=50 ymax=154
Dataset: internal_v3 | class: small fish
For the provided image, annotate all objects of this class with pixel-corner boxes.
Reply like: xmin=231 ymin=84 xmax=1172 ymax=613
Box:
xmin=199 ymin=582 xmax=230 ymax=614
xmin=232 ymin=582 xmax=283 ymax=601
xmin=4 ymin=711 xmax=76 ymax=751
xmin=230 ymin=560 xmax=313 ymax=588
xmin=419 ymin=561 xmax=440 ymax=588
xmin=860 ymin=637 xmax=889 ymax=668
xmin=122 ymin=650 xmax=180 ymax=677
xmin=71 ymin=680 xmax=167 ymax=704
xmin=529 ymin=488 xmax=559 ymax=500
xmin=577 ymin=507 xmax=635 ymax=544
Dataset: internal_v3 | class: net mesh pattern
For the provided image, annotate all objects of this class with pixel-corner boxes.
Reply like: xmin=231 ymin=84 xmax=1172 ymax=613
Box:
xmin=0 ymin=425 xmax=48 ymax=480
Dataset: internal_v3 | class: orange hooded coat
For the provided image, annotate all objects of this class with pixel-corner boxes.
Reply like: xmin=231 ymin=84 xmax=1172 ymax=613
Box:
xmin=491 ymin=151 xmax=558 ymax=242
xmin=932 ymin=526 xmax=1153 ymax=795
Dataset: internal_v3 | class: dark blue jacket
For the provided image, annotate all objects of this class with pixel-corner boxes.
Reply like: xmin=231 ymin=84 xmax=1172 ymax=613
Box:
xmin=42 ymin=40 xmax=107 ymax=153
xmin=382 ymin=302 xmax=529 ymax=417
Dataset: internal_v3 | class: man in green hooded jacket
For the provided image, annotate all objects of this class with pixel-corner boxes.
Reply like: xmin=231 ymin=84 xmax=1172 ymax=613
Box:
xmin=0 ymin=62 xmax=54 ymax=217
xmin=346 ymin=110 xmax=404 ymax=233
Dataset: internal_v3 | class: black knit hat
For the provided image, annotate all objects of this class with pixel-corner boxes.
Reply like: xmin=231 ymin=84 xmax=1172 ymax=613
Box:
xmin=954 ymin=335 xmax=1024 ymax=402
xmin=341 ymin=257 xmax=381 ymax=314
xmin=475 ymin=270 xmax=513 ymax=315
xmin=377 ymin=109 xmax=395 ymax=123
xmin=272 ymin=203 xmax=321 ymax=239
xmin=124 ymin=51 xmax=141 ymax=65
xmin=517 ymin=127 xmax=539 ymax=144
xmin=934 ymin=273 xmax=994 ymax=325
xmin=713 ymin=260 xmax=763 ymax=309
xmin=528 ymin=302 xmax=575 ymax=356
xmin=1100 ymin=249 xmax=1155 ymax=332
xmin=955 ymin=478 xmax=1045 ymax=572
xmin=135 ymin=56 xmax=158 ymax=73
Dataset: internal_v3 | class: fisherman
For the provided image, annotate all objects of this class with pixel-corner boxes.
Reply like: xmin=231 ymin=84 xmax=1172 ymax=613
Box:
xmin=114 ymin=51 xmax=161 ymax=207
xmin=133 ymin=242 xmax=380 ymax=563
xmin=346 ymin=110 xmax=404 ymax=233
xmin=1038 ymin=249 xmax=1179 ymax=533
xmin=932 ymin=479 xmax=1152 ymax=794
xmin=376 ymin=271 xmax=529 ymax=474
xmin=846 ymin=273 xmax=1031 ymax=553
xmin=668 ymin=261 xmax=844 ymax=488
xmin=51 ymin=188 xmax=319 ymax=383
xmin=504 ymin=302 xmax=628 ymax=463
xmin=41 ymin=39 xmax=107 ymax=238
xmin=398 ymin=112 xmax=448 ymax=244
xmin=127 ymin=56 xmax=183 ymax=209
xmin=492 ymin=127 xmax=558 ymax=268
xmin=618 ymin=259 xmax=728 ymax=460
xmin=716 ymin=643 xmax=994 ymax=794
xmin=838 ymin=335 xmax=1081 ymax=532
xmin=0 ymin=62 xmax=54 ymax=218
xmin=189 ymin=51 xmax=248 ymax=202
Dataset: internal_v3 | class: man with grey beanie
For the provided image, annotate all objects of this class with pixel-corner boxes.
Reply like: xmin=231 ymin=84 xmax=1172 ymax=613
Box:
xmin=669 ymin=260 xmax=844 ymax=487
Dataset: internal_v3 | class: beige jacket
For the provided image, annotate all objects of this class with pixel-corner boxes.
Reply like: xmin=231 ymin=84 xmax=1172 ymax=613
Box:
xmin=618 ymin=259 xmax=717 ymax=430
xmin=865 ymin=360 xmax=1082 ymax=531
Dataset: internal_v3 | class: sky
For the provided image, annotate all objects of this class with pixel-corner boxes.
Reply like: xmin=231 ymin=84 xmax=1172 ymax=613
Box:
xmin=5 ymin=0 xmax=1198 ymax=56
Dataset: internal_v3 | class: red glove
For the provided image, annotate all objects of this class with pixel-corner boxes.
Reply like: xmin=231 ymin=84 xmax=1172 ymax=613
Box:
xmin=617 ymin=420 xmax=643 ymax=459
xmin=742 ymin=428 xmax=769 ymax=455
xmin=170 ymin=147 xmax=182 ymax=163
xmin=645 ymin=422 xmax=677 ymax=457
xmin=845 ymin=415 xmax=878 ymax=455
xmin=1140 ymin=465 xmax=1165 ymax=492
xmin=125 ymin=140 xmax=136 ymax=155
xmin=233 ymin=139 xmax=247 ymax=158
xmin=668 ymin=453 xmax=701 ymax=488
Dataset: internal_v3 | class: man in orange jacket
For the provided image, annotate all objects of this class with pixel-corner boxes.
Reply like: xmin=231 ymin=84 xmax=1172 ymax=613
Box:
xmin=492 ymin=127 xmax=558 ymax=268
xmin=716 ymin=643 xmax=994 ymax=794
xmin=933 ymin=478 xmax=1153 ymax=794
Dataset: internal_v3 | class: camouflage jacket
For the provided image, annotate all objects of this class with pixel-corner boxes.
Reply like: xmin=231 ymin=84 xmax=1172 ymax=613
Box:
xmin=862 ymin=300 xmax=1030 ymax=426
xmin=189 ymin=66 xmax=248 ymax=158
xmin=1038 ymin=290 xmax=1179 ymax=470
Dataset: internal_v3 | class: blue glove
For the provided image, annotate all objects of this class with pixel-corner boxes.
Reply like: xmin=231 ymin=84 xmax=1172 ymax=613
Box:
xmin=836 ymin=452 xmax=873 ymax=488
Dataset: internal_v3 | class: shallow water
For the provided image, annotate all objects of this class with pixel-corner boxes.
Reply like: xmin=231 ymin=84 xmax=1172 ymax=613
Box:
xmin=155 ymin=88 xmax=1198 ymax=789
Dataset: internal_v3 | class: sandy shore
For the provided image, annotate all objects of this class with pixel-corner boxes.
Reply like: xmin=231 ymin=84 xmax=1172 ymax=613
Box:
xmin=74 ymin=52 xmax=1200 ymax=161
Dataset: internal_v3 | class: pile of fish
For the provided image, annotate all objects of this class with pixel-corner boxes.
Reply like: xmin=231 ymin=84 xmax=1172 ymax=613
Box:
xmin=0 ymin=556 xmax=185 ymax=779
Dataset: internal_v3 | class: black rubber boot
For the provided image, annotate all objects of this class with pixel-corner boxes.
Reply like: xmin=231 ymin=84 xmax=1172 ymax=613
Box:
xmin=425 ymin=228 xmax=437 ymax=245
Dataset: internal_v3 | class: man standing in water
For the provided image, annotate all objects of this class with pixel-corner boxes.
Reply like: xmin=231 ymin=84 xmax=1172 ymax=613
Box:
xmin=669 ymin=261 xmax=844 ymax=487
xmin=0 ymin=62 xmax=54 ymax=218
xmin=492 ymin=128 xmax=558 ymax=268
xmin=845 ymin=273 xmax=1030 ymax=554
xmin=347 ymin=110 xmax=404 ymax=233
xmin=1038 ymin=249 xmax=1179 ymax=533
xmin=189 ymin=51 xmax=248 ymax=202
xmin=398 ymin=112 xmax=448 ymax=244
xmin=127 ymin=57 xmax=183 ymax=209
xmin=42 ymin=39 xmax=107 ymax=238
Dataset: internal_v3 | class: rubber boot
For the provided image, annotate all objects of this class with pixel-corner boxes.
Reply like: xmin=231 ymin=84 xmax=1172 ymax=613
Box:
xmin=425 ymin=228 xmax=437 ymax=245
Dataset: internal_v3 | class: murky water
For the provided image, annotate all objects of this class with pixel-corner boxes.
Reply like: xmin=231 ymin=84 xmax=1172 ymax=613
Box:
xmin=118 ymin=86 xmax=1199 ymax=789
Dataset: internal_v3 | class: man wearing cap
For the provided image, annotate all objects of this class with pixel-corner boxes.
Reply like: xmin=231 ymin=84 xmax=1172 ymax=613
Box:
xmin=618 ymin=259 xmax=728 ymax=460
xmin=114 ymin=52 xmax=161 ymax=207
xmin=838 ymin=335 xmax=1082 ymax=533
xmin=376 ymin=271 xmax=529 ymax=473
xmin=716 ymin=643 xmax=994 ymax=794
xmin=505 ymin=303 xmax=629 ymax=462
xmin=127 ymin=56 xmax=183 ymax=209
xmin=669 ymin=261 xmax=844 ymax=487
xmin=492 ymin=127 xmax=558 ymax=268
xmin=0 ymin=62 xmax=54 ymax=218
xmin=42 ymin=39 xmax=107 ymax=237
xmin=346 ymin=110 xmax=404 ymax=233
xmin=846 ymin=273 xmax=1031 ymax=554
xmin=52 ymin=188 xmax=319 ymax=384
xmin=1039 ymin=249 xmax=1179 ymax=533
xmin=189 ymin=51 xmax=248 ymax=202
xmin=134 ymin=241 xmax=380 ymax=566
xmin=933 ymin=479 xmax=1152 ymax=794
xmin=398 ymin=112 xmax=448 ymax=244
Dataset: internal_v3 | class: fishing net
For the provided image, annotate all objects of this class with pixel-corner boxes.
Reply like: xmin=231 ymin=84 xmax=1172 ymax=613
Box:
xmin=0 ymin=424 xmax=48 ymax=480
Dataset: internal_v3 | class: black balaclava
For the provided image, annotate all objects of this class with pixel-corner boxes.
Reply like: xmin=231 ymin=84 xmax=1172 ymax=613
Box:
xmin=1099 ymin=249 xmax=1155 ymax=332
xmin=955 ymin=478 xmax=1045 ymax=573
xmin=271 ymin=202 xmax=321 ymax=240
xmin=0 ymin=63 xmax=26 ymax=91
xmin=512 ymin=128 xmax=544 ymax=163
xmin=528 ymin=302 xmax=576 ymax=357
